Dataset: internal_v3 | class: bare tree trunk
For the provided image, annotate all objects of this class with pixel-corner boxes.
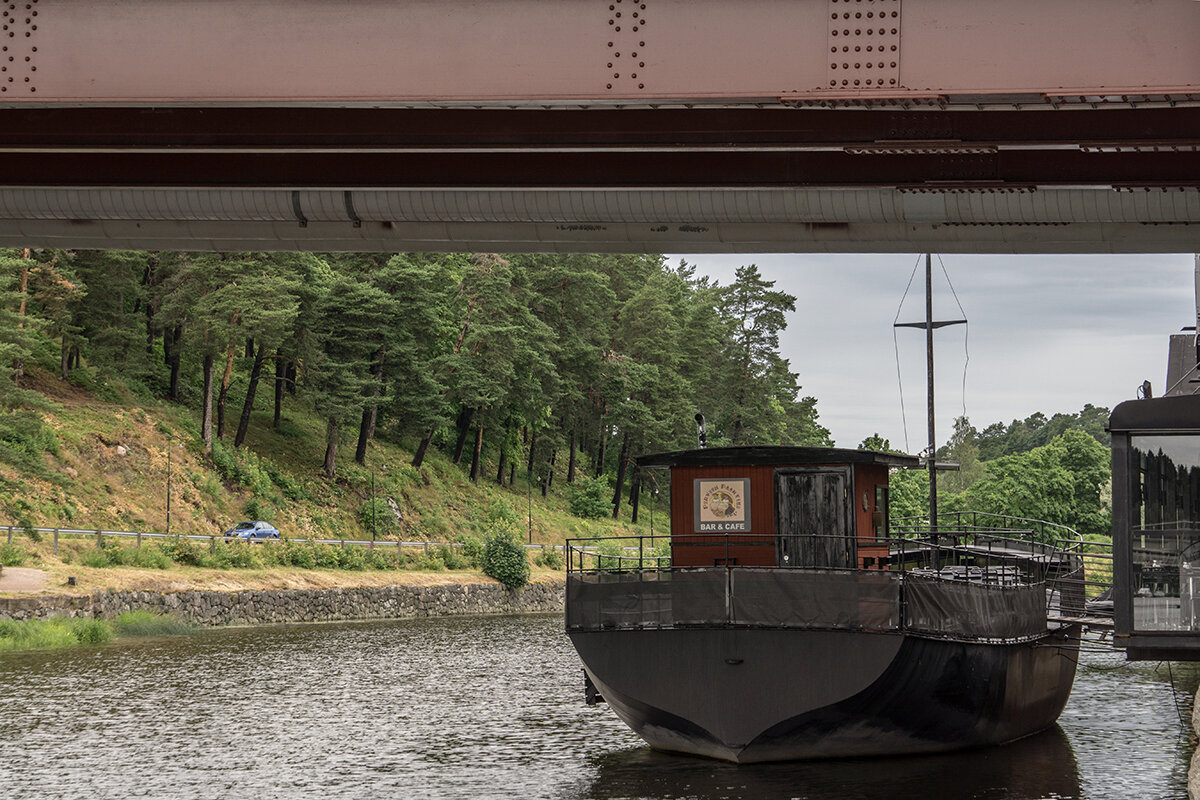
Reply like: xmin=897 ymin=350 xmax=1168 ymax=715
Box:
xmin=469 ymin=423 xmax=483 ymax=483
xmin=596 ymin=421 xmax=608 ymax=474
xmin=216 ymin=345 xmax=235 ymax=440
xmin=286 ymin=361 xmax=297 ymax=395
xmin=412 ymin=427 xmax=435 ymax=468
xmin=543 ymin=450 xmax=556 ymax=496
xmin=630 ymin=469 xmax=641 ymax=524
xmin=567 ymin=429 xmax=577 ymax=484
xmin=166 ymin=326 xmax=183 ymax=401
xmin=201 ymin=352 xmax=215 ymax=451
xmin=527 ymin=430 xmax=538 ymax=478
xmin=496 ymin=443 xmax=507 ymax=485
xmin=59 ymin=339 xmax=69 ymax=380
xmin=234 ymin=342 xmax=266 ymax=447
xmin=452 ymin=408 xmax=475 ymax=465
xmin=273 ymin=353 xmax=285 ymax=428
xmin=355 ymin=354 xmax=384 ymax=465
xmin=355 ymin=407 xmax=373 ymax=465
xmin=508 ymin=463 xmax=516 ymax=486
xmin=323 ymin=418 xmax=339 ymax=479
xmin=611 ymin=433 xmax=631 ymax=519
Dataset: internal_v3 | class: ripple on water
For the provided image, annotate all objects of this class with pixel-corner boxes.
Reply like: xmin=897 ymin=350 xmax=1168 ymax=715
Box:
xmin=0 ymin=616 xmax=1194 ymax=800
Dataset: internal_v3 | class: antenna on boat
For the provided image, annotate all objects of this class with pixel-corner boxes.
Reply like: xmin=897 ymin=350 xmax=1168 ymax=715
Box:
xmin=894 ymin=254 xmax=967 ymax=537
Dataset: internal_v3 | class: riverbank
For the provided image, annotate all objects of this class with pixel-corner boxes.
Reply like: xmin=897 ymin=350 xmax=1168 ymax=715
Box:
xmin=0 ymin=566 xmax=566 ymax=629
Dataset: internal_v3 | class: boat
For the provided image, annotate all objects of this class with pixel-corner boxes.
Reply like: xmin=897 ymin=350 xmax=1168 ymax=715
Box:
xmin=565 ymin=446 xmax=1084 ymax=762
xmin=564 ymin=255 xmax=1084 ymax=763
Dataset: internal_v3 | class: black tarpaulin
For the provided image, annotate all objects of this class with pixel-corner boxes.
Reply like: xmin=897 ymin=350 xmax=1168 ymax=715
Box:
xmin=730 ymin=569 xmax=900 ymax=630
xmin=904 ymin=573 xmax=1046 ymax=640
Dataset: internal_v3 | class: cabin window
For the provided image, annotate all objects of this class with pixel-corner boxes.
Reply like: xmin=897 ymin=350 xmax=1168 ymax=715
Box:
xmin=873 ymin=485 xmax=889 ymax=539
xmin=1128 ymin=435 xmax=1200 ymax=631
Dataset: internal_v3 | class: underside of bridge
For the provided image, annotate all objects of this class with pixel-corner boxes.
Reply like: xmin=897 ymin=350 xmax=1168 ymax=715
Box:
xmin=1 ymin=0 xmax=1199 ymax=253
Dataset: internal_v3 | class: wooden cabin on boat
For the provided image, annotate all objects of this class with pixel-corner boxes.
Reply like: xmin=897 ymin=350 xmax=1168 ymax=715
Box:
xmin=635 ymin=447 xmax=921 ymax=570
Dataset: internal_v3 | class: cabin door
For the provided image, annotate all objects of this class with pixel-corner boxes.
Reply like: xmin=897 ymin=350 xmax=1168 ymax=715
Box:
xmin=774 ymin=468 xmax=854 ymax=568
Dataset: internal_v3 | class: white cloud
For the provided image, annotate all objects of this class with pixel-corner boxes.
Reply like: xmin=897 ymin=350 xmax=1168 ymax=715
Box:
xmin=671 ymin=253 xmax=1197 ymax=451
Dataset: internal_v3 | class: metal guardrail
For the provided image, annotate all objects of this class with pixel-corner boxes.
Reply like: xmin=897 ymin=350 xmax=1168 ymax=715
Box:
xmin=1 ymin=524 xmax=565 ymax=555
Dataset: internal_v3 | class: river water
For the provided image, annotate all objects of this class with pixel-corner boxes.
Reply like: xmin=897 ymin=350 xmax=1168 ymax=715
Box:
xmin=0 ymin=614 xmax=1195 ymax=800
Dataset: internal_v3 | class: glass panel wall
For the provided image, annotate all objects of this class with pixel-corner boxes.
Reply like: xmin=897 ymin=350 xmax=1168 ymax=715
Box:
xmin=1129 ymin=435 xmax=1200 ymax=631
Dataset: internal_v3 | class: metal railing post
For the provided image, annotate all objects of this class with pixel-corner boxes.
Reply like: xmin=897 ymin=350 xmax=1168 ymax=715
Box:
xmin=95 ymin=529 xmax=102 ymax=548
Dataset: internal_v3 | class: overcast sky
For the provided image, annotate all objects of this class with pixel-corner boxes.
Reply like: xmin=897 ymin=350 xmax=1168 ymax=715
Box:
xmin=669 ymin=253 xmax=1198 ymax=452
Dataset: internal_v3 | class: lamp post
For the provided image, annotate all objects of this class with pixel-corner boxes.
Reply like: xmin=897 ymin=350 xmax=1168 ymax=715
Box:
xmin=371 ymin=469 xmax=377 ymax=543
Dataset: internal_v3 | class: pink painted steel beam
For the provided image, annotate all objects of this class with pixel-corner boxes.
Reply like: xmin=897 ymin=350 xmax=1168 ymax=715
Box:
xmin=3 ymin=0 xmax=1198 ymax=106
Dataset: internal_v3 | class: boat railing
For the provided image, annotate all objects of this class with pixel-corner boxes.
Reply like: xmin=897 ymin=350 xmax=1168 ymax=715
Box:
xmin=565 ymin=531 xmax=1081 ymax=642
xmin=1048 ymin=534 xmax=1114 ymax=630
xmin=892 ymin=510 xmax=1080 ymax=545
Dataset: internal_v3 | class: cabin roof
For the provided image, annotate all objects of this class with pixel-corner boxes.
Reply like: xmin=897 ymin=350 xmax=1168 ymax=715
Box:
xmin=635 ymin=445 xmax=921 ymax=469
xmin=1110 ymin=395 xmax=1200 ymax=433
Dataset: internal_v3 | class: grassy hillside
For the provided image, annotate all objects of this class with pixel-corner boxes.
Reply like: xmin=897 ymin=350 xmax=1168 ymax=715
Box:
xmin=1 ymin=365 xmax=663 ymax=550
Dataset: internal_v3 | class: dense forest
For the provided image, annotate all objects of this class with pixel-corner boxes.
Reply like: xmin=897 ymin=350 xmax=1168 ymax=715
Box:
xmin=0 ymin=249 xmax=832 ymax=524
xmin=0 ymin=246 xmax=1115 ymax=542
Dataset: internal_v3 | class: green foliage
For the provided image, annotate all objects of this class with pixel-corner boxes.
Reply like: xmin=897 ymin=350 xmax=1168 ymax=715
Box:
xmin=112 ymin=610 xmax=197 ymax=637
xmin=591 ymin=538 xmax=629 ymax=571
xmin=73 ymin=618 xmax=113 ymax=645
xmin=534 ymin=546 xmax=564 ymax=570
xmin=358 ymin=497 xmax=396 ymax=538
xmin=569 ymin=474 xmax=611 ymax=519
xmin=0 ymin=612 xmax=197 ymax=653
xmin=260 ymin=540 xmax=316 ymax=569
xmin=976 ymin=404 xmax=1110 ymax=461
xmin=0 ymin=410 xmax=61 ymax=480
xmin=0 ymin=617 xmax=92 ymax=652
xmin=0 ymin=542 xmax=29 ymax=566
xmin=412 ymin=554 xmax=446 ymax=572
xmin=963 ymin=429 xmax=1111 ymax=538
xmin=210 ymin=440 xmax=272 ymax=495
xmin=458 ymin=535 xmax=486 ymax=568
xmin=482 ymin=528 xmax=530 ymax=588
xmin=650 ymin=539 xmax=672 ymax=569
xmin=242 ymin=497 xmax=272 ymax=521
xmin=157 ymin=536 xmax=207 ymax=567
xmin=894 ymin=428 xmax=1112 ymax=540
xmin=859 ymin=433 xmax=902 ymax=454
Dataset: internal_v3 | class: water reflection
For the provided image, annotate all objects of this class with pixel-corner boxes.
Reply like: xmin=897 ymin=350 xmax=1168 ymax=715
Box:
xmin=0 ymin=615 xmax=1194 ymax=800
xmin=585 ymin=727 xmax=1079 ymax=800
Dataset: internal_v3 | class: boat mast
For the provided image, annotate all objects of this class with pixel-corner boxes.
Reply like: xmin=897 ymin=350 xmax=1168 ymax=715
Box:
xmin=895 ymin=254 xmax=966 ymax=538
xmin=924 ymin=254 xmax=937 ymax=528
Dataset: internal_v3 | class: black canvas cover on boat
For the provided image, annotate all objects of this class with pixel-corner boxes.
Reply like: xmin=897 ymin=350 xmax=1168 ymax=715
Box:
xmin=565 ymin=570 xmax=725 ymax=629
xmin=567 ymin=569 xmax=1048 ymax=641
xmin=567 ymin=568 xmax=901 ymax=631
xmin=730 ymin=568 xmax=900 ymax=630
xmin=904 ymin=573 xmax=1046 ymax=640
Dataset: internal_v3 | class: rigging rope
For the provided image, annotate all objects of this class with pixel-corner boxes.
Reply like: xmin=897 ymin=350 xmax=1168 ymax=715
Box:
xmin=936 ymin=254 xmax=971 ymax=425
xmin=893 ymin=255 xmax=923 ymax=453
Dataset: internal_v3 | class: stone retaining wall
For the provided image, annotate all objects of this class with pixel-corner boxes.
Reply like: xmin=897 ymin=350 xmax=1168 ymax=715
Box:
xmin=0 ymin=579 xmax=565 ymax=626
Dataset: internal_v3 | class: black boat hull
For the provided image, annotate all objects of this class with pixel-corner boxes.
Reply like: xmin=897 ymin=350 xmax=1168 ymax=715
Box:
xmin=569 ymin=626 xmax=1079 ymax=763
